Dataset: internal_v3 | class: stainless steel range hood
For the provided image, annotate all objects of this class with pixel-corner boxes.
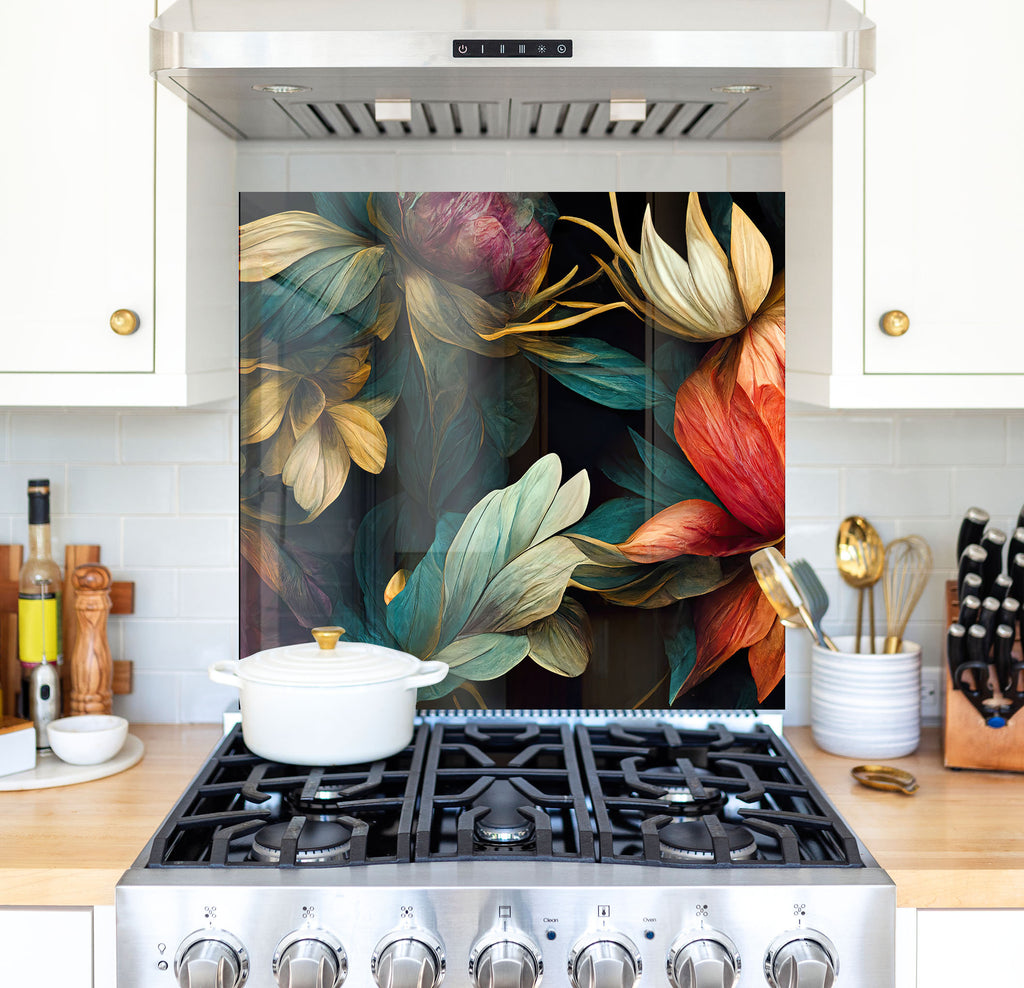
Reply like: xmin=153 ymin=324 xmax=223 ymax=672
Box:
xmin=151 ymin=0 xmax=874 ymax=142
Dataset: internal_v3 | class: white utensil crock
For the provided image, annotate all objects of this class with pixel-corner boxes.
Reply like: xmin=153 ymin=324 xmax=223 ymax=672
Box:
xmin=810 ymin=635 xmax=921 ymax=759
xmin=209 ymin=627 xmax=448 ymax=765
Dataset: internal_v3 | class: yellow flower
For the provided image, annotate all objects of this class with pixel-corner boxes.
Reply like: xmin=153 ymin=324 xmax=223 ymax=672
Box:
xmin=563 ymin=192 xmax=774 ymax=342
xmin=240 ymin=346 xmax=387 ymax=522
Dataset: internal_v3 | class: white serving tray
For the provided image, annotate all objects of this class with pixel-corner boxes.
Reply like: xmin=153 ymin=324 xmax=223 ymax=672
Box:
xmin=0 ymin=734 xmax=144 ymax=791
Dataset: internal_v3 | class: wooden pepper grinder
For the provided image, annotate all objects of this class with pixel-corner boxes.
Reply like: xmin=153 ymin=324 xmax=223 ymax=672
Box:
xmin=69 ymin=564 xmax=113 ymax=715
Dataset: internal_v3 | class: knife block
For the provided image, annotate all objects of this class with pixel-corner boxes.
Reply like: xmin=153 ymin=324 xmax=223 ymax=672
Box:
xmin=943 ymin=581 xmax=1024 ymax=772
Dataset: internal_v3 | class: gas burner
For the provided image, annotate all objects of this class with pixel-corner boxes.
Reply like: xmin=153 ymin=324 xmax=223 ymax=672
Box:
xmin=472 ymin=780 xmax=536 ymax=845
xmin=656 ymin=785 xmax=727 ymax=818
xmin=251 ymin=820 xmax=352 ymax=864
xmin=285 ymin=785 xmax=352 ymax=819
xmin=658 ymin=821 xmax=757 ymax=863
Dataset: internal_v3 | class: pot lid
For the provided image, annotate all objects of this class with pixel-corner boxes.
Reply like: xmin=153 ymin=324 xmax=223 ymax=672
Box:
xmin=238 ymin=627 xmax=424 ymax=687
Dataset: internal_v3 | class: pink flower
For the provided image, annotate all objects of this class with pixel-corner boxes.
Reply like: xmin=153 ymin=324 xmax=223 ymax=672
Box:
xmin=399 ymin=193 xmax=554 ymax=296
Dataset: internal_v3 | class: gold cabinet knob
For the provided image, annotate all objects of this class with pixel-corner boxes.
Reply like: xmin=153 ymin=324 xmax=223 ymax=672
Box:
xmin=109 ymin=309 xmax=140 ymax=336
xmin=880 ymin=310 xmax=910 ymax=337
xmin=311 ymin=626 xmax=345 ymax=650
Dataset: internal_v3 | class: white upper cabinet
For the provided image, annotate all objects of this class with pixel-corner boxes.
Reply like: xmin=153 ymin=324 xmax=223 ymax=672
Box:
xmin=786 ymin=0 xmax=1024 ymax=408
xmin=0 ymin=0 xmax=237 ymax=407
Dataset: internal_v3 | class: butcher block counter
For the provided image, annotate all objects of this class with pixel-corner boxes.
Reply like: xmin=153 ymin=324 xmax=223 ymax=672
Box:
xmin=0 ymin=724 xmax=1021 ymax=908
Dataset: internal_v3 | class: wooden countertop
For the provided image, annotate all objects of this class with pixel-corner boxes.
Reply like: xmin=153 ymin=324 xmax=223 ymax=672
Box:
xmin=0 ymin=725 xmax=1021 ymax=909
xmin=785 ymin=726 xmax=1024 ymax=909
xmin=0 ymin=724 xmax=221 ymax=907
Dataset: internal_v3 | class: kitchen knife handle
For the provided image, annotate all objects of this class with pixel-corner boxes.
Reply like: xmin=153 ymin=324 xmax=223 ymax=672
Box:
xmin=990 ymin=573 xmax=1014 ymax=603
xmin=957 ymin=507 xmax=990 ymax=562
xmin=947 ymin=623 xmax=966 ymax=690
xmin=958 ymin=594 xmax=982 ymax=628
xmin=958 ymin=545 xmax=988 ymax=599
xmin=978 ymin=596 xmax=1002 ymax=651
xmin=998 ymin=596 xmax=1020 ymax=631
xmin=980 ymin=528 xmax=1008 ymax=588
xmin=994 ymin=624 xmax=1015 ymax=695
xmin=1011 ymin=553 xmax=1024 ymax=604
xmin=965 ymin=624 xmax=993 ymax=697
xmin=1008 ymin=527 xmax=1024 ymax=568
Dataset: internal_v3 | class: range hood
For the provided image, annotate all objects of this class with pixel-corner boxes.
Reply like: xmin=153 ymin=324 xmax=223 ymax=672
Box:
xmin=151 ymin=0 xmax=874 ymax=142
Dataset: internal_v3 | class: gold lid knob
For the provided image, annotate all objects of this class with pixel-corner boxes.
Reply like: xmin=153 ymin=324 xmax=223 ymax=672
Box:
xmin=880 ymin=310 xmax=910 ymax=337
xmin=311 ymin=626 xmax=345 ymax=650
xmin=110 ymin=309 xmax=140 ymax=336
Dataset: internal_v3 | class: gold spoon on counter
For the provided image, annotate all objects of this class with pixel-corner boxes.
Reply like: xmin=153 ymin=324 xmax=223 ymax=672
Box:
xmin=836 ymin=516 xmax=886 ymax=653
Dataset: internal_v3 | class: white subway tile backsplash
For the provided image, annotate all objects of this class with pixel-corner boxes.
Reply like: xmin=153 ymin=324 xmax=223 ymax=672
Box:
xmin=950 ymin=467 xmax=1024 ymax=523
xmin=124 ymin=517 xmax=235 ymax=567
xmin=124 ymin=619 xmax=238 ymax=672
xmin=180 ymin=465 xmax=240 ymax=515
xmin=728 ymin=154 xmax=783 ymax=189
xmin=45 ymin=516 xmax=123 ymax=565
xmin=616 ymin=153 xmax=728 ymax=190
xmin=287 ymin=153 xmax=399 ymax=190
xmin=786 ymin=415 xmax=893 ymax=466
xmin=9 ymin=412 xmax=117 ymax=463
xmin=786 ymin=468 xmax=840 ymax=518
xmin=844 ymin=468 xmax=951 ymax=518
xmin=396 ymin=153 xmax=511 ymax=189
xmin=0 ymin=465 xmax=66 ymax=514
xmin=179 ymin=672 xmax=239 ymax=724
xmin=69 ymin=465 xmax=176 ymax=515
xmin=179 ymin=568 xmax=239 ymax=619
xmin=113 ymin=671 xmax=181 ymax=724
xmin=121 ymin=412 xmax=230 ymax=463
xmin=899 ymin=414 xmax=1006 ymax=466
xmin=118 ymin=568 xmax=180 ymax=619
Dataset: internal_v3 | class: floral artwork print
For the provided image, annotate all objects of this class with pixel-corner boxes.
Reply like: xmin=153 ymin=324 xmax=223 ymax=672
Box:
xmin=239 ymin=191 xmax=785 ymax=711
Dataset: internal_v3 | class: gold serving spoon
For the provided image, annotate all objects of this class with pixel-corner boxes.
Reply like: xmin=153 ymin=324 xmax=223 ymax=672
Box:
xmin=836 ymin=516 xmax=886 ymax=653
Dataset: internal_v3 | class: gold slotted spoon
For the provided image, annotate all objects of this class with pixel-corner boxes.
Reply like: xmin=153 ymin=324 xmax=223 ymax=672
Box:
xmin=836 ymin=516 xmax=886 ymax=653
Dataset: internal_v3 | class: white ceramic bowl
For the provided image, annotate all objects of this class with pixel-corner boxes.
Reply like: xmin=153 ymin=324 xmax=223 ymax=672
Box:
xmin=47 ymin=715 xmax=128 ymax=765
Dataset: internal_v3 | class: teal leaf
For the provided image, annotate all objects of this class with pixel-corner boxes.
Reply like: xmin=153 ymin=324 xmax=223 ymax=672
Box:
xmin=477 ymin=354 xmax=537 ymax=458
xmin=627 ymin=428 xmax=723 ymax=508
xmin=462 ymin=536 xmax=586 ymax=635
xmin=418 ymin=634 xmax=531 ymax=699
xmin=527 ymin=596 xmax=592 ymax=676
xmin=701 ymin=192 xmax=734 ymax=256
xmin=652 ymin=339 xmax=705 ymax=438
xmin=664 ymin=606 xmax=698 ymax=702
xmin=312 ymin=192 xmax=378 ymax=241
xmin=385 ymin=512 xmax=462 ymax=657
xmin=523 ymin=337 xmax=672 ymax=411
xmin=568 ymin=497 xmax=650 ymax=544
xmin=354 ymin=498 xmax=402 ymax=633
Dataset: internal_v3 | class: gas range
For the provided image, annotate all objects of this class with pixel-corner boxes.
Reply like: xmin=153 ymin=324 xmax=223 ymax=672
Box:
xmin=116 ymin=714 xmax=894 ymax=988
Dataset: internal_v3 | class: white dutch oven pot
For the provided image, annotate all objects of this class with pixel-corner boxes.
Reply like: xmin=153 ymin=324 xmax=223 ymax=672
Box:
xmin=209 ymin=626 xmax=448 ymax=765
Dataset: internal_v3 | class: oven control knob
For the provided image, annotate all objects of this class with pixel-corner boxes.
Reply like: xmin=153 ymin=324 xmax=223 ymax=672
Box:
xmin=470 ymin=934 xmax=543 ymax=988
xmin=274 ymin=931 xmax=347 ymax=988
xmin=372 ymin=932 xmax=445 ymax=988
xmin=175 ymin=930 xmax=249 ymax=988
xmin=568 ymin=934 xmax=641 ymax=988
xmin=764 ymin=931 xmax=838 ymax=988
xmin=668 ymin=932 xmax=740 ymax=988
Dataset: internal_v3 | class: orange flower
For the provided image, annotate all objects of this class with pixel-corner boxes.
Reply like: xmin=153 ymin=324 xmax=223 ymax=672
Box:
xmin=617 ymin=275 xmax=786 ymax=700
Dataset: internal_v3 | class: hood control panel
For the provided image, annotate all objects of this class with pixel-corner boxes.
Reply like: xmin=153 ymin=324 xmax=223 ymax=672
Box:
xmin=452 ymin=40 xmax=573 ymax=58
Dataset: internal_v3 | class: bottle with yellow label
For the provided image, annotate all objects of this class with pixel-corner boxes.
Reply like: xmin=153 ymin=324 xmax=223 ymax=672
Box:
xmin=18 ymin=479 xmax=62 ymax=715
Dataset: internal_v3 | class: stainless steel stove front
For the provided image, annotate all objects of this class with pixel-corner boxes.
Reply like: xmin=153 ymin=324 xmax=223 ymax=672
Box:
xmin=116 ymin=859 xmax=895 ymax=988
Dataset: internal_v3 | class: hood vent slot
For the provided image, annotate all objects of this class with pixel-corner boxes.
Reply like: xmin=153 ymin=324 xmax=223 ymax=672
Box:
xmin=512 ymin=99 xmax=734 ymax=138
xmin=279 ymin=98 xmax=736 ymax=140
xmin=282 ymin=100 xmax=505 ymax=139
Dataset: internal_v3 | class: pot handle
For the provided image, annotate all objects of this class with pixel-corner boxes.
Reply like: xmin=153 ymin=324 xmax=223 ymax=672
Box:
xmin=208 ymin=660 xmax=243 ymax=689
xmin=406 ymin=660 xmax=449 ymax=689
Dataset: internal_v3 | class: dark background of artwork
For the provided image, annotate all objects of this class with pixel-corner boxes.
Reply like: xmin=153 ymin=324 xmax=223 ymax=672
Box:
xmin=239 ymin=191 xmax=784 ymax=711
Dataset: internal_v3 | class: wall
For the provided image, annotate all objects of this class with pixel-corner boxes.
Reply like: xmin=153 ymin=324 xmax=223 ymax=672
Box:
xmin=4 ymin=142 xmax=1019 ymax=723
xmin=3 ymin=403 xmax=1021 ymax=724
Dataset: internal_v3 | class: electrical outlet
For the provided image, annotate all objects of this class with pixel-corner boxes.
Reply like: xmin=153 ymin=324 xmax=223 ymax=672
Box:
xmin=920 ymin=667 xmax=942 ymax=720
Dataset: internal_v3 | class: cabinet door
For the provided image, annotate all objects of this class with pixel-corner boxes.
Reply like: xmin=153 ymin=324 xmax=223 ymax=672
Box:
xmin=0 ymin=907 xmax=94 ymax=988
xmin=917 ymin=910 xmax=1023 ymax=985
xmin=2 ymin=0 xmax=154 ymax=373
xmin=863 ymin=0 xmax=1024 ymax=375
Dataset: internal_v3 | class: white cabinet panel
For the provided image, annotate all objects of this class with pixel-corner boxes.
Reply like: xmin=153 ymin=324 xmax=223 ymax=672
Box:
xmin=2 ymin=0 xmax=154 ymax=374
xmin=786 ymin=0 xmax=1024 ymax=407
xmin=0 ymin=906 xmax=93 ymax=988
xmin=917 ymin=910 xmax=1024 ymax=986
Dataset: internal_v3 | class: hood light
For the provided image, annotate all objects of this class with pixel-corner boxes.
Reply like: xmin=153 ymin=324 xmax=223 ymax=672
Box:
xmin=252 ymin=84 xmax=310 ymax=94
xmin=712 ymin=84 xmax=771 ymax=94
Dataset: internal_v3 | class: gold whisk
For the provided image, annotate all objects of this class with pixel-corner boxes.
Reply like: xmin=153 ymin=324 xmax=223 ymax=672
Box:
xmin=882 ymin=535 xmax=933 ymax=653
